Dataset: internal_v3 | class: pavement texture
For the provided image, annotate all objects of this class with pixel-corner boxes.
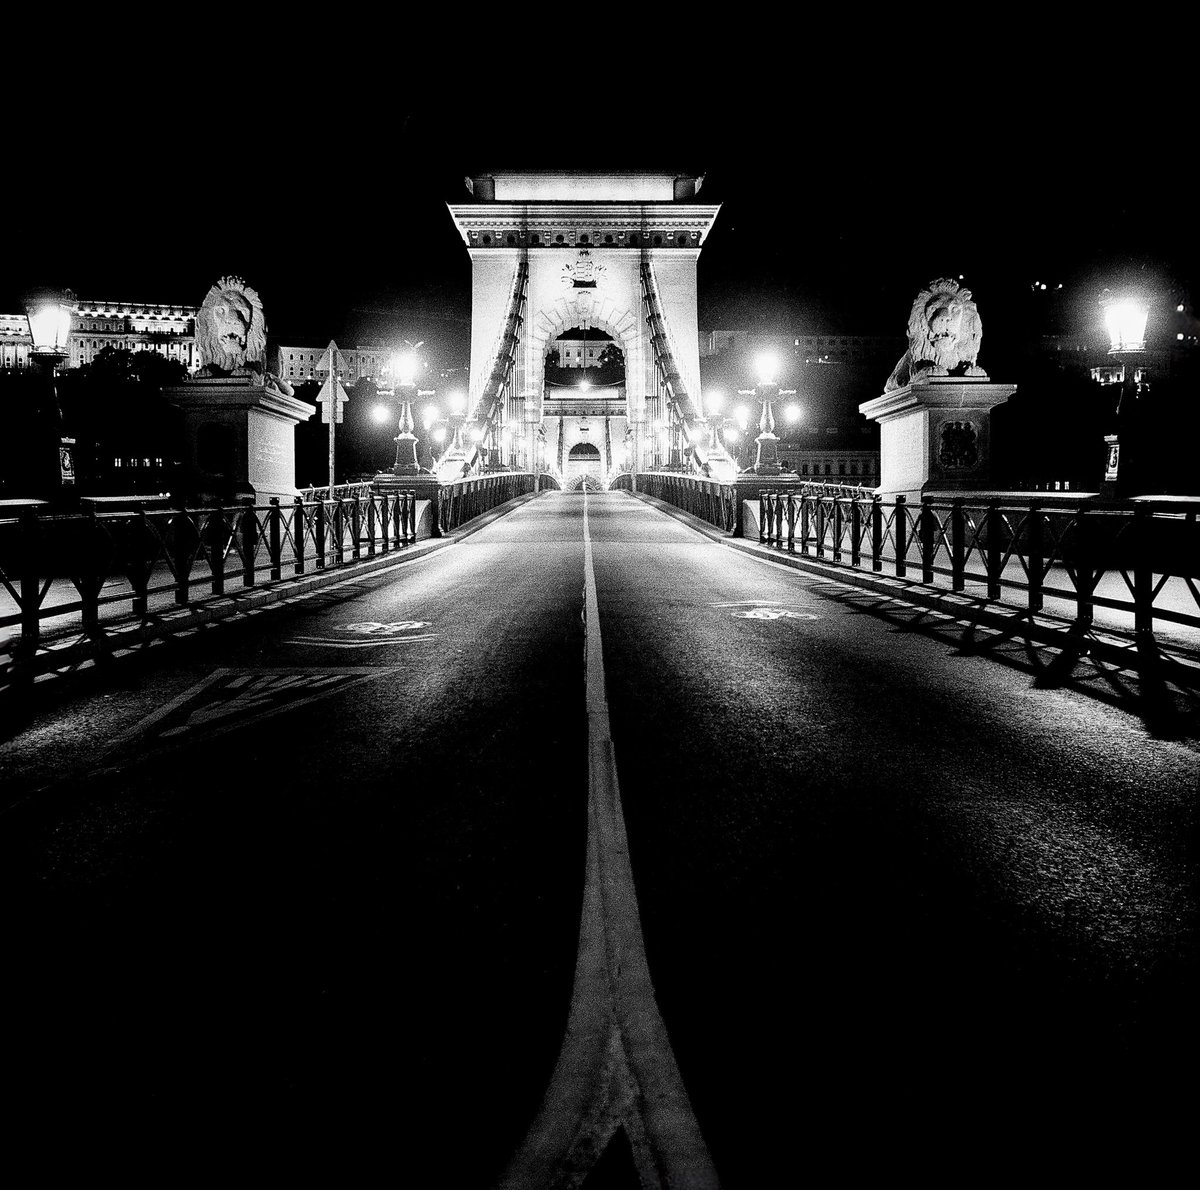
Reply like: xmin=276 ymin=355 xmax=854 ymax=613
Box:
xmin=1 ymin=490 xmax=1197 ymax=1187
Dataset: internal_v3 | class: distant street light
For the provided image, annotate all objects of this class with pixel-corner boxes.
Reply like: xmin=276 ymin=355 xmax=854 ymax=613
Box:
xmin=23 ymin=287 xmax=77 ymax=499
xmin=1102 ymin=292 xmax=1148 ymax=353
xmin=739 ymin=356 xmax=796 ymax=475
xmin=1097 ymin=290 xmax=1150 ymax=498
xmin=384 ymin=347 xmax=427 ymax=476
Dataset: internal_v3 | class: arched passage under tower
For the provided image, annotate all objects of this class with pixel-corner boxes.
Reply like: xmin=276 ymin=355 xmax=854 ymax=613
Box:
xmin=446 ymin=171 xmax=733 ymax=487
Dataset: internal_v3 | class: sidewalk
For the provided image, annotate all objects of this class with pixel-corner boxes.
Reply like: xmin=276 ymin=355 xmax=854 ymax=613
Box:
xmin=0 ymin=491 xmax=541 ymax=695
xmin=629 ymin=490 xmax=1200 ymax=687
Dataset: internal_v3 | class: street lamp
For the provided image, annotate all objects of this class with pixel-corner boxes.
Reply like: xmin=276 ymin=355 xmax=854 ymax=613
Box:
xmin=436 ymin=389 xmax=471 ymax=479
xmin=23 ymin=287 xmax=76 ymax=498
xmin=739 ymin=352 xmax=796 ymax=475
xmin=1097 ymin=289 xmax=1149 ymax=498
xmin=388 ymin=350 xmax=424 ymax=475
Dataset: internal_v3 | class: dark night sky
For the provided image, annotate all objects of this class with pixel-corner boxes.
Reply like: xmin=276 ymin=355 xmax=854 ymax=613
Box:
xmin=5 ymin=35 xmax=1194 ymax=370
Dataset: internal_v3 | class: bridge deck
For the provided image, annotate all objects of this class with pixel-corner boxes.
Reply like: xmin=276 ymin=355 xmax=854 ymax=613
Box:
xmin=1 ymin=491 xmax=1196 ymax=1186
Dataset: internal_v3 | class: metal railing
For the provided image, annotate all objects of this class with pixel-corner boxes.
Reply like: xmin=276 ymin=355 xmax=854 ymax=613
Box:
xmin=436 ymin=472 xmax=536 ymax=535
xmin=626 ymin=471 xmax=738 ymax=533
xmin=299 ymin=480 xmax=378 ymax=504
xmin=757 ymin=490 xmax=1200 ymax=644
xmin=0 ymin=490 xmax=419 ymax=658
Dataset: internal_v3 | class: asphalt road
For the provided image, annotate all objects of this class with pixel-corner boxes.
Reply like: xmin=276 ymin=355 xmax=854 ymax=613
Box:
xmin=2 ymin=491 xmax=1197 ymax=1187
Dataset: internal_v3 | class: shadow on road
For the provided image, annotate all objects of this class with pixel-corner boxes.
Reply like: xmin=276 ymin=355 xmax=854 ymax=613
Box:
xmin=806 ymin=580 xmax=1200 ymax=741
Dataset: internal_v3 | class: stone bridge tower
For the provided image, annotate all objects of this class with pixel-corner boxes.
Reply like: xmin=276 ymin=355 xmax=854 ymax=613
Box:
xmin=446 ymin=172 xmax=724 ymax=484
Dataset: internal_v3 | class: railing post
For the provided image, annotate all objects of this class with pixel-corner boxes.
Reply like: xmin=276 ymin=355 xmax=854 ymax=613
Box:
xmin=850 ymin=495 xmax=862 ymax=567
xmin=1133 ymin=505 xmax=1152 ymax=637
xmin=815 ymin=497 xmax=826 ymax=558
xmin=786 ymin=492 xmax=796 ymax=551
xmin=378 ymin=493 xmax=389 ymax=555
xmin=758 ymin=491 xmax=768 ymax=543
xmin=127 ymin=510 xmax=150 ymax=619
xmin=895 ymin=494 xmax=907 ymax=578
xmin=209 ymin=507 xmax=227 ymax=596
xmin=951 ymin=499 xmax=965 ymax=592
xmin=799 ymin=494 xmax=810 ymax=555
xmin=269 ymin=498 xmax=283 ymax=582
xmin=1075 ymin=507 xmax=1094 ymax=628
xmin=351 ymin=492 xmax=362 ymax=561
xmin=19 ymin=505 xmax=41 ymax=656
xmin=871 ymin=495 xmax=883 ymax=572
xmin=315 ymin=499 xmax=327 ymax=570
xmin=920 ymin=498 xmax=936 ymax=584
xmin=985 ymin=502 xmax=1002 ymax=601
xmin=82 ymin=506 xmax=103 ymax=630
xmin=832 ymin=497 xmax=844 ymax=562
xmin=1027 ymin=504 xmax=1043 ymax=613
xmin=334 ymin=498 xmax=345 ymax=565
xmin=171 ymin=508 xmax=194 ymax=607
xmin=365 ymin=493 xmax=376 ymax=558
xmin=293 ymin=497 xmax=306 ymax=575
xmin=240 ymin=499 xmax=257 ymax=588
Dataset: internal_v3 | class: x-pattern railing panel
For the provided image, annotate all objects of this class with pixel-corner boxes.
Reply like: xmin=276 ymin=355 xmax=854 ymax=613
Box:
xmin=3 ymin=488 xmax=426 ymax=658
xmin=748 ymin=491 xmax=1200 ymax=647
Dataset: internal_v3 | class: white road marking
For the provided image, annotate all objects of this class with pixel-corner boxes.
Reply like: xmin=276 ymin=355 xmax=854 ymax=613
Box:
xmin=731 ymin=607 xmax=820 ymax=621
xmin=97 ymin=667 xmax=399 ymax=762
xmin=499 ymin=489 xmax=720 ymax=1189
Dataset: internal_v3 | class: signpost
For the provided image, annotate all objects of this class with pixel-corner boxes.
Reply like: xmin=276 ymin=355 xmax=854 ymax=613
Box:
xmin=315 ymin=340 xmax=349 ymax=490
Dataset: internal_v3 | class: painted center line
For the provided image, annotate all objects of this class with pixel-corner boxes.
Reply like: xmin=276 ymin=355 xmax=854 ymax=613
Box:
xmin=499 ymin=490 xmax=719 ymax=1189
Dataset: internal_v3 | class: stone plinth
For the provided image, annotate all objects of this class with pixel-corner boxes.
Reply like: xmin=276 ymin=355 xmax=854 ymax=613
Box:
xmin=859 ymin=378 xmax=1016 ymax=500
xmin=166 ymin=377 xmax=315 ymax=507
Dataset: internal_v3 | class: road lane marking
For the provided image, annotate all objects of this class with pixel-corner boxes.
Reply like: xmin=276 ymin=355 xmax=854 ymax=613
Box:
xmin=97 ymin=667 xmax=399 ymax=763
xmin=499 ymin=489 xmax=720 ymax=1189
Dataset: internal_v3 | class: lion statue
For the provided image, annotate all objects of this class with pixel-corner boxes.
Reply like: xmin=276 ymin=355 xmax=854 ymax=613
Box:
xmin=884 ymin=277 xmax=987 ymax=392
xmin=196 ymin=276 xmax=293 ymax=395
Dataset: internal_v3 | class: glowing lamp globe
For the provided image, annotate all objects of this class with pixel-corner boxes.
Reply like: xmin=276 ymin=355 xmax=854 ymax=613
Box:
xmin=371 ymin=404 xmax=391 ymax=425
xmin=395 ymin=353 xmax=418 ymax=387
xmin=25 ymin=288 xmax=74 ymax=358
xmin=448 ymin=391 xmax=467 ymax=416
xmin=783 ymin=404 xmax=802 ymax=425
xmin=755 ymin=353 xmax=779 ymax=385
xmin=1099 ymin=288 xmax=1148 ymax=354
xmin=1103 ymin=299 xmax=1148 ymax=353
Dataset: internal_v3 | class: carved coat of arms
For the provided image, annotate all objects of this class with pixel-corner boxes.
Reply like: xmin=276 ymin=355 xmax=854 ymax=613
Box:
xmin=562 ymin=250 xmax=606 ymax=289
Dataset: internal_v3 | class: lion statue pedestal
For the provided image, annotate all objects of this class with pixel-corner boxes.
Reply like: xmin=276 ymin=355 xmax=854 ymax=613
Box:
xmin=860 ymin=279 xmax=1016 ymax=499
xmin=168 ymin=375 xmax=316 ymax=508
xmin=166 ymin=276 xmax=315 ymax=507
xmin=860 ymin=377 xmax=1016 ymax=499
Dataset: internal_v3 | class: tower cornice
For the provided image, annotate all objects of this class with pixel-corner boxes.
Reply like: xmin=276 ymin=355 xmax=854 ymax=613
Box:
xmin=446 ymin=203 xmax=720 ymax=250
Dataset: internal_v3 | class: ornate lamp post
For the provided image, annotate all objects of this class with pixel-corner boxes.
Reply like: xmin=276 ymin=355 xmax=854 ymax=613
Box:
xmin=1097 ymin=290 xmax=1149 ymax=498
xmin=740 ymin=353 xmax=797 ymax=475
xmin=23 ymin=287 xmax=76 ymax=499
xmin=436 ymin=389 xmax=470 ymax=480
xmin=389 ymin=350 xmax=425 ymax=475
